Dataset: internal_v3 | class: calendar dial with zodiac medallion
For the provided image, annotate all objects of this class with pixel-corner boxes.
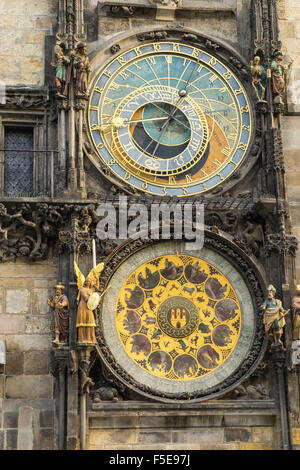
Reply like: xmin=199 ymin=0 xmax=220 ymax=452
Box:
xmin=88 ymin=41 xmax=253 ymax=196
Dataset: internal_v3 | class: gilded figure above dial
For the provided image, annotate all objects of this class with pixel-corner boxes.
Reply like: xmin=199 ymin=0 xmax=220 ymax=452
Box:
xmin=88 ymin=41 xmax=253 ymax=196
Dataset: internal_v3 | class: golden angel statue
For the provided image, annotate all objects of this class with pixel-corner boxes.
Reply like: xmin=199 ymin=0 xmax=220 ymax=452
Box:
xmin=74 ymin=261 xmax=107 ymax=344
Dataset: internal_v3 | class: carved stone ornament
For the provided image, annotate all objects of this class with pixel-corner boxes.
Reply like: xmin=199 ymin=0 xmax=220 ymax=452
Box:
xmin=0 ymin=203 xmax=101 ymax=262
xmin=265 ymin=233 xmax=298 ymax=257
xmin=94 ymin=232 xmax=267 ymax=402
xmin=0 ymin=87 xmax=50 ymax=109
xmin=0 ymin=203 xmax=63 ymax=262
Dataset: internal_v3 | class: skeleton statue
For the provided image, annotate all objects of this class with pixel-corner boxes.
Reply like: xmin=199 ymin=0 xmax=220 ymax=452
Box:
xmin=250 ymin=55 xmax=267 ymax=101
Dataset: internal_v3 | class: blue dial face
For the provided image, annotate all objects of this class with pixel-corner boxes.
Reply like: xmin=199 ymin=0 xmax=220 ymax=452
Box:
xmin=88 ymin=42 xmax=253 ymax=196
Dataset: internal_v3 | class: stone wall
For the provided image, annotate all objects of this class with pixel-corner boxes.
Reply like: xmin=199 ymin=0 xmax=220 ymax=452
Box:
xmin=97 ymin=10 xmax=238 ymax=45
xmin=0 ymin=262 xmax=57 ymax=450
xmin=0 ymin=0 xmax=57 ymax=87
xmin=87 ymin=401 xmax=281 ymax=450
xmin=278 ymin=0 xmax=300 ymax=281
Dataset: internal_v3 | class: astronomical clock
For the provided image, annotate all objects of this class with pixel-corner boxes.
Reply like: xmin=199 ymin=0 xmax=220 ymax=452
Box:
xmin=87 ymin=32 xmax=266 ymax=402
xmin=88 ymin=40 xmax=254 ymax=197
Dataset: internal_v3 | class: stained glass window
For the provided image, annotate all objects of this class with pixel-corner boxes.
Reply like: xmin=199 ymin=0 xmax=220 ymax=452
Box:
xmin=4 ymin=127 xmax=34 ymax=196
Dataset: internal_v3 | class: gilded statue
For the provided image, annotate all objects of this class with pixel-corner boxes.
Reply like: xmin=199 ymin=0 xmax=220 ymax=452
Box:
xmin=271 ymin=50 xmax=293 ymax=104
xmin=261 ymin=285 xmax=289 ymax=347
xmin=51 ymin=43 xmax=71 ymax=98
xmin=291 ymin=285 xmax=300 ymax=340
xmin=72 ymin=42 xmax=91 ymax=98
xmin=48 ymin=284 xmax=70 ymax=344
xmin=250 ymin=55 xmax=267 ymax=101
xmin=74 ymin=261 xmax=109 ymax=344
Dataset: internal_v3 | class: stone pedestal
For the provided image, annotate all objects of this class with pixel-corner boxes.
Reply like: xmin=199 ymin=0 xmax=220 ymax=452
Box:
xmin=87 ymin=400 xmax=280 ymax=450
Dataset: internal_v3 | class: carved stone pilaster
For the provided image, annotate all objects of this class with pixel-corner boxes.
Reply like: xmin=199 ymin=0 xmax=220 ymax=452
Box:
xmin=270 ymin=347 xmax=291 ymax=449
xmin=77 ymin=345 xmax=95 ymax=395
xmin=77 ymin=345 xmax=95 ymax=450
xmin=51 ymin=347 xmax=69 ymax=377
xmin=256 ymin=100 xmax=268 ymax=114
xmin=51 ymin=347 xmax=69 ymax=450
xmin=270 ymin=346 xmax=287 ymax=370
xmin=58 ymin=205 xmax=96 ymax=256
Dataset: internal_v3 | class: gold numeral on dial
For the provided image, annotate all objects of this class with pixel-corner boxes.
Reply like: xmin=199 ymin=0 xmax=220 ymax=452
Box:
xmin=103 ymin=69 xmax=112 ymax=78
xmin=209 ymin=74 xmax=218 ymax=84
xmin=181 ymin=187 xmax=188 ymax=195
xmin=221 ymin=147 xmax=231 ymax=156
xmin=120 ymin=71 xmax=129 ymax=80
xmin=185 ymin=174 xmax=193 ymax=183
xmin=103 ymin=97 xmax=114 ymax=104
xmin=241 ymin=105 xmax=249 ymax=114
xmin=238 ymin=143 xmax=247 ymax=151
xmin=228 ymin=134 xmax=237 ymax=142
xmin=118 ymin=57 xmax=127 ymax=65
xmin=134 ymin=47 xmax=143 ymax=56
xmin=223 ymin=71 xmax=232 ymax=80
xmin=147 ymin=57 xmax=156 ymax=65
xmin=110 ymin=82 xmax=120 ymax=90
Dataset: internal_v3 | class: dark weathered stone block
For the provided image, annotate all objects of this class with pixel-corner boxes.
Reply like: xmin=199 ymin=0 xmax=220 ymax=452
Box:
xmin=0 ymin=430 xmax=4 ymax=450
xmin=224 ymin=414 xmax=276 ymax=427
xmin=5 ymin=429 xmax=18 ymax=450
xmin=24 ymin=351 xmax=49 ymax=375
xmin=5 ymin=352 xmax=24 ymax=375
xmin=39 ymin=428 xmax=55 ymax=450
xmin=66 ymin=436 xmax=77 ymax=451
xmin=40 ymin=409 xmax=54 ymax=428
xmin=137 ymin=431 xmax=170 ymax=444
xmin=0 ymin=376 xmax=4 ymax=398
xmin=224 ymin=427 xmax=251 ymax=442
xmin=3 ymin=411 xmax=18 ymax=428
xmin=172 ymin=429 xmax=224 ymax=444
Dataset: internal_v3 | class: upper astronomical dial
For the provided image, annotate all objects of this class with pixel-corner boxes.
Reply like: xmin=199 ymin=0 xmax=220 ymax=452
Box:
xmin=88 ymin=41 xmax=253 ymax=196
